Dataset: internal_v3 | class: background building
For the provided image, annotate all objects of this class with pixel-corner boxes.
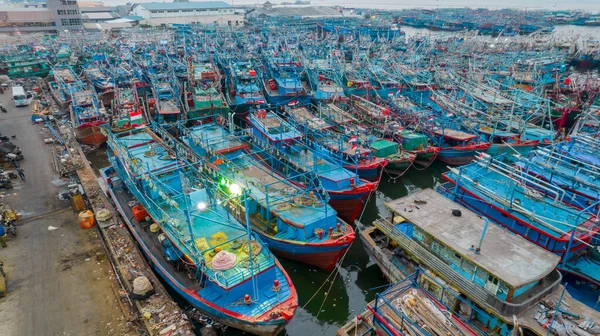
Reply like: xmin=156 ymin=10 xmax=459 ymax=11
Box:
xmin=46 ymin=0 xmax=83 ymax=30
xmin=79 ymin=2 xmax=120 ymax=23
xmin=247 ymin=5 xmax=346 ymax=20
xmin=0 ymin=0 xmax=83 ymax=34
xmin=130 ymin=1 xmax=244 ymax=26
xmin=0 ymin=7 xmax=57 ymax=34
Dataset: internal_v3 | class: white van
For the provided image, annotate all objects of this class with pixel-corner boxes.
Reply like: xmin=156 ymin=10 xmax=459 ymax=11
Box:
xmin=12 ymin=86 xmax=31 ymax=107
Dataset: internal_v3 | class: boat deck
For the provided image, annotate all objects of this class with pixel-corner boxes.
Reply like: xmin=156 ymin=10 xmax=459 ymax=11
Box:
xmin=288 ymin=148 xmax=355 ymax=183
xmin=54 ymin=68 xmax=76 ymax=83
xmin=190 ymin=125 xmax=244 ymax=153
xmin=72 ymin=90 xmax=94 ymax=107
xmin=385 ymin=189 xmax=560 ymax=288
xmin=116 ymin=131 xmax=182 ymax=173
xmin=319 ymin=136 xmax=370 ymax=156
xmin=451 ymin=163 xmax=599 ymax=240
xmin=190 ymin=124 xmax=337 ymax=230
xmin=107 ymin=171 xmax=289 ymax=318
xmin=289 ymin=106 xmax=332 ymax=131
xmin=158 ymin=100 xmax=180 ymax=114
xmin=322 ymin=104 xmax=358 ymax=125
xmin=252 ymin=113 xmax=303 ymax=140
xmin=432 ymin=129 xmax=476 ymax=141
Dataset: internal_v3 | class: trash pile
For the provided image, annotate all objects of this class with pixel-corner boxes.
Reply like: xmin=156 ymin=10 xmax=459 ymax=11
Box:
xmin=105 ymin=224 xmax=194 ymax=336
xmin=535 ymin=299 xmax=600 ymax=336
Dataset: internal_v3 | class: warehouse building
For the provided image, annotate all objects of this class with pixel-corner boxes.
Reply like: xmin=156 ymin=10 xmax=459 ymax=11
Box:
xmin=130 ymin=1 xmax=244 ymax=26
xmin=0 ymin=0 xmax=83 ymax=34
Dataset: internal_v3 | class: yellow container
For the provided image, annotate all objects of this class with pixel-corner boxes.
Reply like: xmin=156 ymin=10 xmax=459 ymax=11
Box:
xmin=149 ymin=223 xmax=160 ymax=233
xmin=78 ymin=210 xmax=95 ymax=229
xmin=71 ymin=194 xmax=86 ymax=212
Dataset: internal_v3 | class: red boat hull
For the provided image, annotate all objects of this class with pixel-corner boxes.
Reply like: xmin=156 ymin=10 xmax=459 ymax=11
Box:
xmin=76 ymin=125 xmax=107 ymax=147
xmin=270 ymin=242 xmax=353 ymax=272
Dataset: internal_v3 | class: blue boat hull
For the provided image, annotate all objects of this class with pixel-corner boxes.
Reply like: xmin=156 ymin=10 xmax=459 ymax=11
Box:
xmin=344 ymin=87 xmax=369 ymax=96
xmin=436 ymin=149 xmax=479 ymax=165
xmin=343 ymin=164 xmax=383 ymax=182
xmin=487 ymin=143 xmax=537 ymax=159
xmin=370 ymin=87 xmax=403 ymax=100
xmin=264 ymin=91 xmax=310 ymax=106
xmin=256 ymin=231 xmax=352 ymax=271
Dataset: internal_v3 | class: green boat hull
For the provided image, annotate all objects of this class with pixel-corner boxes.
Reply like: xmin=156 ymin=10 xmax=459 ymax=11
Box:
xmin=187 ymin=105 xmax=230 ymax=119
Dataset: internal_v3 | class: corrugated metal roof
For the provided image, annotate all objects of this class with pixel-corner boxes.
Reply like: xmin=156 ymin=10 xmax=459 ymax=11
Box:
xmin=136 ymin=1 xmax=232 ymax=11
xmin=83 ymin=12 xmax=114 ymax=19
xmin=254 ymin=6 xmax=344 ymax=18
xmin=83 ymin=22 xmax=132 ymax=30
xmin=2 ymin=9 xmax=54 ymax=21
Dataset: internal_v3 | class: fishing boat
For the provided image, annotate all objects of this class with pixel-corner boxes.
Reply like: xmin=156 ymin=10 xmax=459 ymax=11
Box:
xmin=110 ymin=82 xmax=147 ymax=133
xmin=84 ymin=65 xmax=115 ymax=95
xmin=346 ymin=96 xmax=440 ymax=167
xmin=367 ymin=138 xmax=416 ymax=175
xmin=56 ymin=44 xmax=71 ymax=63
xmin=312 ymin=103 xmax=360 ymax=133
xmin=148 ymin=73 xmax=182 ymax=124
xmin=186 ymin=56 xmax=228 ymax=119
xmin=102 ymin=127 xmax=297 ymax=335
xmin=392 ymin=129 xmax=440 ymax=166
xmin=48 ymin=65 xmax=84 ymax=108
xmin=248 ymin=110 xmax=377 ymax=223
xmin=283 ymin=105 xmax=388 ymax=182
xmin=262 ymin=52 xmax=310 ymax=106
xmin=337 ymin=271 xmax=484 ymax=336
xmin=440 ymin=154 xmax=600 ymax=310
xmin=426 ymin=128 xmax=491 ymax=165
xmin=304 ymin=58 xmax=346 ymax=103
xmin=367 ymin=61 xmax=405 ymax=99
xmin=2 ymin=54 xmax=50 ymax=78
xmin=69 ymin=88 xmax=108 ymax=147
xmin=476 ymin=127 xmax=539 ymax=159
xmin=515 ymin=146 xmax=600 ymax=210
xmin=222 ymin=58 xmax=267 ymax=117
xmin=360 ymin=188 xmax=600 ymax=335
xmin=173 ymin=120 xmax=355 ymax=271
xmin=340 ymin=63 xmax=372 ymax=97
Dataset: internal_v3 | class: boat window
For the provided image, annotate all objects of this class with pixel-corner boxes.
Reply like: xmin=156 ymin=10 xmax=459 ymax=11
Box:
xmin=476 ymin=266 xmax=488 ymax=281
xmin=460 ymin=259 xmax=475 ymax=275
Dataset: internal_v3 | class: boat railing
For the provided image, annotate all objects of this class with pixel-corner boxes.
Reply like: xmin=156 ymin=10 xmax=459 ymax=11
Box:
xmin=448 ymin=166 xmax=594 ymax=241
xmin=536 ymin=145 xmax=600 ymax=171
xmin=247 ymin=126 xmax=353 ymax=184
xmin=569 ymin=143 xmax=600 ymax=162
xmin=374 ymin=217 xmax=562 ymax=317
xmin=183 ymin=124 xmax=331 ymax=206
xmin=532 ymin=148 xmax=600 ymax=182
xmin=475 ymin=154 xmax=565 ymax=204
